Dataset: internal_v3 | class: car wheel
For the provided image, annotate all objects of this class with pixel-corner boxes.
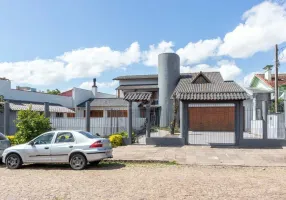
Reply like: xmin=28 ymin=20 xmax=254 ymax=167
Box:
xmin=6 ymin=153 xmax=22 ymax=169
xmin=69 ymin=153 xmax=87 ymax=170
xmin=89 ymin=160 xmax=101 ymax=165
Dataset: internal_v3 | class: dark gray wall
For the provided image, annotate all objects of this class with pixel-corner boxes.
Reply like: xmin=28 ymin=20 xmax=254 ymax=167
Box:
xmin=158 ymin=53 xmax=180 ymax=127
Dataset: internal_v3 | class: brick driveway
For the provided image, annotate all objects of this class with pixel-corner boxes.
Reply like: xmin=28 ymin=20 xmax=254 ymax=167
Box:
xmin=111 ymin=145 xmax=286 ymax=166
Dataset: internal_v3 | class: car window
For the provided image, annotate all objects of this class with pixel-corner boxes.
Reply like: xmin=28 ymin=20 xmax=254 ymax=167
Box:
xmin=78 ymin=131 xmax=100 ymax=139
xmin=33 ymin=132 xmax=55 ymax=145
xmin=55 ymin=132 xmax=75 ymax=143
xmin=0 ymin=132 xmax=6 ymax=140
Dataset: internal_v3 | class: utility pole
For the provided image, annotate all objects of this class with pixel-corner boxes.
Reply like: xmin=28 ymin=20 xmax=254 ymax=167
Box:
xmin=275 ymin=44 xmax=279 ymax=113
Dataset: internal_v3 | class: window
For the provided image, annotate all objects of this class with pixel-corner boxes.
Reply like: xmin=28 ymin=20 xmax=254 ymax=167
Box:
xmin=67 ymin=113 xmax=75 ymax=118
xmin=56 ymin=112 xmax=64 ymax=118
xmin=33 ymin=132 xmax=55 ymax=145
xmin=107 ymin=110 xmax=128 ymax=117
xmin=78 ymin=131 xmax=100 ymax=139
xmin=55 ymin=132 xmax=75 ymax=143
xmin=84 ymin=110 xmax=103 ymax=118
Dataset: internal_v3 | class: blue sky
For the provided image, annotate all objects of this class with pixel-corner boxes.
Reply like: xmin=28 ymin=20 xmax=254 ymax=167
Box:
xmin=0 ymin=0 xmax=285 ymax=94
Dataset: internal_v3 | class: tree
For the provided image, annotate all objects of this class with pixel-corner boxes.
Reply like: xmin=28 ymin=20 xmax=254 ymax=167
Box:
xmin=0 ymin=95 xmax=4 ymax=113
xmin=14 ymin=106 xmax=52 ymax=144
xmin=46 ymin=89 xmax=61 ymax=95
xmin=270 ymin=98 xmax=284 ymax=113
xmin=170 ymin=94 xmax=179 ymax=135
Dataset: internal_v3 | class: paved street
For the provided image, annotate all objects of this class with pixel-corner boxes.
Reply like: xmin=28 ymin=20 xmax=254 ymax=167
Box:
xmin=111 ymin=145 xmax=286 ymax=166
xmin=1 ymin=163 xmax=286 ymax=200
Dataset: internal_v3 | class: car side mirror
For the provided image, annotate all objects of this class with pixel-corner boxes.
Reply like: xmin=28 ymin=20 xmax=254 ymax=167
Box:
xmin=29 ymin=141 xmax=35 ymax=146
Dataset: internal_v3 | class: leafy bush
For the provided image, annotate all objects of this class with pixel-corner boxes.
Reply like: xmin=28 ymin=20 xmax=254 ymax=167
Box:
xmin=7 ymin=136 xmax=18 ymax=145
xmin=112 ymin=131 xmax=136 ymax=143
xmin=109 ymin=134 xmax=123 ymax=147
xmin=14 ymin=107 xmax=52 ymax=144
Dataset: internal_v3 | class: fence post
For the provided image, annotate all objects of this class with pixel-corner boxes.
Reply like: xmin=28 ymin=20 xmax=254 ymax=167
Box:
xmin=146 ymin=103 xmax=151 ymax=138
xmin=262 ymin=101 xmax=268 ymax=140
xmin=127 ymin=101 xmax=132 ymax=145
xmin=44 ymin=102 xmax=50 ymax=118
xmin=235 ymin=102 xmax=240 ymax=145
xmin=180 ymin=101 xmax=189 ymax=145
xmin=4 ymin=101 xmax=10 ymax=135
xmin=85 ymin=101 xmax=90 ymax=132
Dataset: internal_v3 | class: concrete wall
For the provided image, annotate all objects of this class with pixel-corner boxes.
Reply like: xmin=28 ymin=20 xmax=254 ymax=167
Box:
xmin=72 ymin=88 xmax=93 ymax=107
xmin=158 ymin=53 xmax=180 ymax=127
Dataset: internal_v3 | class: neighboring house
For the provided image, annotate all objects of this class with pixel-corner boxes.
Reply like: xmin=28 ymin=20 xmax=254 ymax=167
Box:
xmin=250 ymin=65 xmax=286 ymax=98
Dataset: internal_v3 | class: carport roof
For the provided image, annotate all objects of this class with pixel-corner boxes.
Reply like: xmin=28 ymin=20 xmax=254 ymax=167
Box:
xmin=124 ymin=92 xmax=152 ymax=101
xmin=173 ymin=72 xmax=249 ymax=101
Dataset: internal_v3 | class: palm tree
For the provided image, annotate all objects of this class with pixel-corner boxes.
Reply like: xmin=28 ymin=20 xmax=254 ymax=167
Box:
xmin=170 ymin=94 xmax=179 ymax=135
xmin=0 ymin=95 xmax=4 ymax=113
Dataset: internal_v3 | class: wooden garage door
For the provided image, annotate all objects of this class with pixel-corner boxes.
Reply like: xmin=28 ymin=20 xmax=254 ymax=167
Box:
xmin=189 ymin=107 xmax=235 ymax=131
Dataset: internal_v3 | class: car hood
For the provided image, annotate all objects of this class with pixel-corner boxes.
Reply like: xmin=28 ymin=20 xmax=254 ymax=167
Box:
xmin=6 ymin=144 xmax=27 ymax=150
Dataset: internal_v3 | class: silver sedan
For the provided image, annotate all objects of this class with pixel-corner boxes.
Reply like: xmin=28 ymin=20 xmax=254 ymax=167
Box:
xmin=2 ymin=130 xmax=113 ymax=170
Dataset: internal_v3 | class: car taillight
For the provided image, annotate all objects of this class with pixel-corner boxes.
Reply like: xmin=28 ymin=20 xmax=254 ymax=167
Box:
xmin=90 ymin=141 xmax=103 ymax=148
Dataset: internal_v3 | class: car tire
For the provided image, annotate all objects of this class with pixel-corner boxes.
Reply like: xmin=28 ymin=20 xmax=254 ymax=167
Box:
xmin=69 ymin=153 xmax=87 ymax=170
xmin=89 ymin=160 xmax=101 ymax=165
xmin=6 ymin=153 xmax=22 ymax=169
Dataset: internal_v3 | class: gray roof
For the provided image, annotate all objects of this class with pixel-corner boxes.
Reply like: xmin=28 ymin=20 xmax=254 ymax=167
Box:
xmin=173 ymin=72 xmax=248 ymax=101
xmin=113 ymin=73 xmax=194 ymax=80
xmin=124 ymin=92 xmax=152 ymax=101
xmin=116 ymin=84 xmax=158 ymax=90
xmin=5 ymin=102 xmax=74 ymax=113
xmin=78 ymin=98 xmax=128 ymax=107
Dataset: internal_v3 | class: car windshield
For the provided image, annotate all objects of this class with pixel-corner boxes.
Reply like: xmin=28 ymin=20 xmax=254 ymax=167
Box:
xmin=78 ymin=131 xmax=100 ymax=139
xmin=0 ymin=132 xmax=7 ymax=140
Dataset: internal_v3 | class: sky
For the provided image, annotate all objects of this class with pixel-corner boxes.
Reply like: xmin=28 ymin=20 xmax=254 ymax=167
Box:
xmin=0 ymin=0 xmax=286 ymax=95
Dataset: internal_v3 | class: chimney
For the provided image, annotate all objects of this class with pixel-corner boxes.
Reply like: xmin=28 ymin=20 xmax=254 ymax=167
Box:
xmin=263 ymin=65 xmax=273 ymax=81
xmin=92 ymin=78 xmax=97 ymax=97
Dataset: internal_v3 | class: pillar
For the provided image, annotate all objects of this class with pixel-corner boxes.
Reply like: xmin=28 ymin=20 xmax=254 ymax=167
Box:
xmin=127 ymin=101 xmax=132 ymax=145
xmin=235 ymin=102 xmax=241 ymax=145
xmin=85 ymin=101 xmax=90 ymax=132
xmin=262 ymin=101 xmax=268 ymax=140
xmin=180 ymin=101 xmax=189 ymax=145
xmin=252 ymin=95 xmax=257 ymax=120
xmin=145 ymin=103 xmax=151 ymax=138
xmin=44 ymin=102 xmax=50 ymax=118
xmin=4 ymin=101 xmax=10 ymax=135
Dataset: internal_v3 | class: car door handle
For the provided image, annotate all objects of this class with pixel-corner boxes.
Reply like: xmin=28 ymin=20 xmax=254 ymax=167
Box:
xmin=69 ymin=146 xmax=73 ymax=148
xmin=44 ymin=147 xmax=49 ymax=149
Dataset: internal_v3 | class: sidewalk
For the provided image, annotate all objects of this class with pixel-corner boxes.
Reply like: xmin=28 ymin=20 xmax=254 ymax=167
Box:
xmin=111 ymin=145 xmax=286 ymax=166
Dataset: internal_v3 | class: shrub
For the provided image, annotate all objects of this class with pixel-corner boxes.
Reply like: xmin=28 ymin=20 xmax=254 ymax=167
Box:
xmin=109 ymin=134 xmax=123 ymax=148
xmin=7 ymin=136 xmax=18 ymax=145
xmin=111 ymin=131 xmax=136 ymax=143
xmin=14 ymin=106 xmax=52 ymax=144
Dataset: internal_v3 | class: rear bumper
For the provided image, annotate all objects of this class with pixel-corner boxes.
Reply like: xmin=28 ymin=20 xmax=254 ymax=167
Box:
xmin=85 ymin=150 xmax=113 ymax=162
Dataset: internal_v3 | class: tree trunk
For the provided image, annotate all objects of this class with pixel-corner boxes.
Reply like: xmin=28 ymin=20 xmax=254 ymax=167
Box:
xmin=170 ymin=95 xmax=178 ymax=135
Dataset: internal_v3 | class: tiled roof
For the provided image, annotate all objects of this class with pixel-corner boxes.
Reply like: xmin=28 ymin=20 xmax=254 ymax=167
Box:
xmin=255 ymin=74 xmax=286 ymax=88
xmin=124 ymin=92 xmax=152 ymax=101
xmin=113 ymin=73 xmax=198 ymax=80
xmin=8 ymin=103 xmax=74 ymax=113
xmin=60 ymin=89 xmax=73 ymax=97
xmin=77 ymin=98 xmax=128 ymax=107
xmin=116 ymin=84 xmax=158 ymax=90
xmin=173 ymin=72 xmax=248 ymax=101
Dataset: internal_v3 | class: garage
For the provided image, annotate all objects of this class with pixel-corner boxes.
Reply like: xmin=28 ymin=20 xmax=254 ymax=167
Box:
xmin=189 ymin=105 xmax=235 ymax=131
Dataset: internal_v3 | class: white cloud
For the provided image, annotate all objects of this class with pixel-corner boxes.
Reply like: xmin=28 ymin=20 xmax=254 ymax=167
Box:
xmin=0 ymin=43 xmax=140 ymax=86
xmin=280 ymin=48 xmax=286 ymax=63
xmin=218 ymin=1 xmax=286 ymax=58
xmin=142 ymin=41 xmax=174 ymax=66
xmin=59 ymin=42 xmax=141 ymax=80
xmin=0 ymin=59 xmax=66 ymax=85
xmin=180 ymin=60 xmax=242 ymax=80
xmin=79 ymin=80 xmax=118 ymax=90
xmin=177 ymin=38 xmax=222 ymax=65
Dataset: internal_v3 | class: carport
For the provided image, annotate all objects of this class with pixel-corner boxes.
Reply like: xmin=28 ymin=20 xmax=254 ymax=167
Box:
xmin=174 ymin=72 xmax=249 ymax=146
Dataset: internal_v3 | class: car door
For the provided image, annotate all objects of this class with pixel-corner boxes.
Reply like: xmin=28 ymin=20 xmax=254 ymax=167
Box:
xmin=25 ymin=132 xmax=55 ymax=163
xmin=50 ymin=132 xmax=76 ymax=162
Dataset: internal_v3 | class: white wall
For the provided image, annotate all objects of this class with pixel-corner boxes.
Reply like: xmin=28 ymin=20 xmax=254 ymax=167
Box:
xmin=73 ymin=88 xmax=93 ymax=107
xmin=119 ymin=79 xmax=158 ymax=86
xmin=0 ymin=80 xmax=73 ymax=108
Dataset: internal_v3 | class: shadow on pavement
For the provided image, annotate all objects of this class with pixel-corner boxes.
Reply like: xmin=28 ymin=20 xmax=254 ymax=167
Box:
xmin=2 ymin=162 xmax=126 ymax=171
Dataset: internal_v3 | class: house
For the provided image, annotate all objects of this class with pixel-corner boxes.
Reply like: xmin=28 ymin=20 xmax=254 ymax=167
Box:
xmin=119 ymin=53 xmax=248 ymax=145
xmin=249 ymin=65 xmax=286 ymax=98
